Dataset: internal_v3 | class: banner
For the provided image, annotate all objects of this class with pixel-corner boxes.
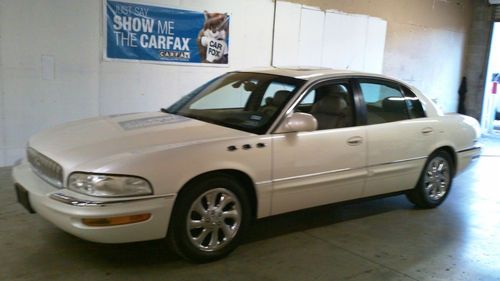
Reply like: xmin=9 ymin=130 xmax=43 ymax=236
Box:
xmin=105 ymin=0 xmax=230 ymax=65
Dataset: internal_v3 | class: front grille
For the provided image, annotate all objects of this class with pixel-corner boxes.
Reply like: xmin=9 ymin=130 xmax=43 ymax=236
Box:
xmin=27 ymin=148 xmax=64 ymax=188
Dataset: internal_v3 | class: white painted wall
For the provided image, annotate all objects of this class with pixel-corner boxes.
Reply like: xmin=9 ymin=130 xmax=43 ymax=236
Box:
xmin=276 ymin=0 xmax=469 ymax=115
xmin=383 ymin=24 xmax=465 ymax=113
xmin=272 ymin=1 xmax=302 ymax=67
xmin=0 ymin=0 xmax=275 ymax=166
xmin=0 ymin=0 xmax=101 ymax=167
xmin=297 ymin=7 xmax=324 ymax=67
xmin=0 ymin=0 xmax=471 ymax=167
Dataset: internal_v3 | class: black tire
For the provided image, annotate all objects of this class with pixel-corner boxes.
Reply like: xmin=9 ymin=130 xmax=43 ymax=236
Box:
xmin=167 ymin=174 xmax=251 ymax=262
xmin=406 ymin=150 xmax=454 ymax=208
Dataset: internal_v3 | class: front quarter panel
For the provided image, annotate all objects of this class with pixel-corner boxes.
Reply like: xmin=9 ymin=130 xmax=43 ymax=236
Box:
xmin=71 ymin=135 xmax=273 ymax=218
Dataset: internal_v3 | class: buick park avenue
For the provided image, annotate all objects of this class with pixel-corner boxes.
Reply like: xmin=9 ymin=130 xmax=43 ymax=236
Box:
xmin=13 ymin=68 xmax=481 ymax=262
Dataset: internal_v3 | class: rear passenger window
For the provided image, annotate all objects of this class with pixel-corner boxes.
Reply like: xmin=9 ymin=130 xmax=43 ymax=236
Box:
xmin=402 ymin=87 xmax=426 ymax=118
xmin=360 ymin=82 xmax=409 ymax=125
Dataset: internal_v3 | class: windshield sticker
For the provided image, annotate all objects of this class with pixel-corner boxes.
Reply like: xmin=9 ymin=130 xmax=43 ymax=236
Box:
xmin=243 ymin=120 xmax=260 ymax=127
xmin=118 ymin=115 xmax=189 ymax=130
xmin=249 ymin=115 xmax=263 ymax=121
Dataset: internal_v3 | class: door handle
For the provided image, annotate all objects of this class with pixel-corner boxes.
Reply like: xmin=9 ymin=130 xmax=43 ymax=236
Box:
xmin=421 ymin=127 xmax=433 ymax=135
xmin=347 ymin=136 xmax=363 ymax=146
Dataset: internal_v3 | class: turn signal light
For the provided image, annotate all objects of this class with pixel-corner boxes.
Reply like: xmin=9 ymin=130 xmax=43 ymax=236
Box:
xmin=82 ymin=213 xmax=151 ymax=226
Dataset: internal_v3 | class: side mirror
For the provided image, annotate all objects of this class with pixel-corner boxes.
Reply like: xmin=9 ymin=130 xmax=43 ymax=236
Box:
xmin=275 ymin=112 xmax=318 ymax=133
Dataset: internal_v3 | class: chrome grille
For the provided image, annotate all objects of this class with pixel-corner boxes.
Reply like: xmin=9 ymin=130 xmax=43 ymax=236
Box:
xmin=27 ymin=148 xmax=63 ymax=188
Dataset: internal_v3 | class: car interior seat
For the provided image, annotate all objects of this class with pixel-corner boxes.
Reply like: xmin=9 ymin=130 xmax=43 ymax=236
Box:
xmin=310 ymin=85 xmax=352 ymax=129
xmin=259 ymin=90 xmax=291 ymax=116
xmin=310 ymin=95 xmax=349 ymax=130
xmin=381 ymin=97 xmax=408 ymax=122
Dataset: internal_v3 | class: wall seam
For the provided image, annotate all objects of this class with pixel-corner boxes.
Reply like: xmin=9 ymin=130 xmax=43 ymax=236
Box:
xmin=297 ymin=3 xmax=303 ymax=63
xmin=270 ymin=0 xmax=277 ymax=66
xmin=98 ymin=0 xmax=104 ymax=116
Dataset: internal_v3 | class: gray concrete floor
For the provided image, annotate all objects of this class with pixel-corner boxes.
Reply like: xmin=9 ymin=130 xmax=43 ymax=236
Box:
xmin=1 ymin=138 xmax=500 ymax=281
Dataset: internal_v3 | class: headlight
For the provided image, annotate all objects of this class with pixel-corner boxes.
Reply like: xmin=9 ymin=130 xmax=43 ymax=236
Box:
xmin=68 ymin=173 xmax=153 ymax=197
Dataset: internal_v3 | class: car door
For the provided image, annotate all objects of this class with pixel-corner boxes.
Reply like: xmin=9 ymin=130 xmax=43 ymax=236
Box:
xmin=270 ymin=80 xmax=368 ymax=215
xmin=356 ymin=79 xmax=436 ymax=197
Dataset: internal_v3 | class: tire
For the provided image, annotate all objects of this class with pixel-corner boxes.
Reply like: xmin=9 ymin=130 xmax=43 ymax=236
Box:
xmin=167 ymin=174 xmax=251 ymax=262
xmin=406 ymin=150 xmax=454 ymax=208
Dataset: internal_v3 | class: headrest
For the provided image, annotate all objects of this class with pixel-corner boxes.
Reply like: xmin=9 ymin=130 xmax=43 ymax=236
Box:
xmin=311 ymin=95 xmax=347 ymax=115
xmin=317 ymin=84 xmax=348 ymax=97
xmin=273 ymin=90 xmax=291 ymax=106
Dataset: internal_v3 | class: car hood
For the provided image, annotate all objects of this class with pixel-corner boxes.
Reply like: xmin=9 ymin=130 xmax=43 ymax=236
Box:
xmin=28 ymin=112 xmax=252 ymax=171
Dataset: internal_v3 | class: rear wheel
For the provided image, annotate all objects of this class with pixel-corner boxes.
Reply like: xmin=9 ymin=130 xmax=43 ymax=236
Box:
xmin=167 ymin=175 xmax=250 ymax=262
xmin=406 ymin=150 xmax=453 ymax=208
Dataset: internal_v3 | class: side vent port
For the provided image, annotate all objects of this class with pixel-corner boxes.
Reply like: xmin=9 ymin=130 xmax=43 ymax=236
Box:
xmin=242 ymin=144 xmax=252 ymax=150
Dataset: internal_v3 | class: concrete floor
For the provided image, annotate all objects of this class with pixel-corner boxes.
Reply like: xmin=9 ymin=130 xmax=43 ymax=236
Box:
xmin=1 ymin=138 xmax=500 ymax=281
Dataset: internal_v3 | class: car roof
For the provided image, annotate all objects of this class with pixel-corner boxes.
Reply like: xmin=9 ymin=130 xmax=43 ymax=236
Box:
xmin=239 ymin=66 xmax=406 ymax=84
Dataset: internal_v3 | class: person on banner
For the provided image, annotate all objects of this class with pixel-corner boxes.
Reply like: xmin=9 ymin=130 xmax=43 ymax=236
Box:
xmin=197 ymin=11 xmax=229 ymax=64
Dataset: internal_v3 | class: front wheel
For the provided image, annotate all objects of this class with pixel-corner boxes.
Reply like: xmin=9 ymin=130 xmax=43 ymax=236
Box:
xmin=167 ymin=175 xmax=251 ymax=262
xmin=406 ymin=150 xmax=454 ymax=208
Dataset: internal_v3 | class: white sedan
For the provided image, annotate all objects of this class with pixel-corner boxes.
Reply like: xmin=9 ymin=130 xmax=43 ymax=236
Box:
xmin=13 ymin=68 xmax=481 ymax=262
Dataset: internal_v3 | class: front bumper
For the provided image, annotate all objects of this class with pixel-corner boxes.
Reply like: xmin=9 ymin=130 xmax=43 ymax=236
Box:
xmin=12 ymin=161 xmax=176 ymax=243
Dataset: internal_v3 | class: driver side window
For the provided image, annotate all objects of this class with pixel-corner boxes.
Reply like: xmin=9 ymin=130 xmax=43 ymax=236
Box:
xmin=295 ymin=83 xmax=355 ymax=130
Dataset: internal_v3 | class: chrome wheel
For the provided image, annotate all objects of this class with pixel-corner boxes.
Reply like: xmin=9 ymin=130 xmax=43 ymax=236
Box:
xmin=186 ymin=188 xmax=242 ymax=252
xmin=423 ymin=156 xmax=450 ymax=201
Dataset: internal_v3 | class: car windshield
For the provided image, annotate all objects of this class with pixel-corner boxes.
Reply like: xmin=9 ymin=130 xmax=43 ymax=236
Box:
xmin=166 ymin=72 xmax=305 ymax=134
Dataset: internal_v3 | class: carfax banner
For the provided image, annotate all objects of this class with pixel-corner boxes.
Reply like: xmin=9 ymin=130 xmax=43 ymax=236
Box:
xmin=105 ymin=0 xmax=230 ymax=64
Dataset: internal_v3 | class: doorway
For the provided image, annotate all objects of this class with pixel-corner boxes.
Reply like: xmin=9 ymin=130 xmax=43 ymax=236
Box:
xmin=481 ymin=22 xmax=500 ymax=134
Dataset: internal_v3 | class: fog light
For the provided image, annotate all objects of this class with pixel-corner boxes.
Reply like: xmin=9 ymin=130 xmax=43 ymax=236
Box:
xmin=82 ymin=213 xmax=151 ymax=226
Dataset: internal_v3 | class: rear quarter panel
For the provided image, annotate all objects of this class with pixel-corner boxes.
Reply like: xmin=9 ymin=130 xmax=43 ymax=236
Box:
xmin=409 ymin=85 xmax=480 ymax=174
xmin=432 ymin=114 xmax=481 ymax=174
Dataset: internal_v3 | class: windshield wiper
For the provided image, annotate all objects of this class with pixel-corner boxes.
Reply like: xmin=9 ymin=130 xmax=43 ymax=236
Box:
xmin=160 ymin=108 xmax=170 ymax=114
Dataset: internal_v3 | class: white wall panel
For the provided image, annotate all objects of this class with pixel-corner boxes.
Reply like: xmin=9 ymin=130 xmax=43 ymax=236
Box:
xmin=272 ymin=1 xmax=302 ymax=67
xmin=364 ymin=17 xmax=387 ymax=73
xmin=298 ymin=8 xmax=324 ymax=67
xmin=273 ymin=2 xmax=386 ymax=73
xmin=322 ymin=12 xmax=368 ymax=71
